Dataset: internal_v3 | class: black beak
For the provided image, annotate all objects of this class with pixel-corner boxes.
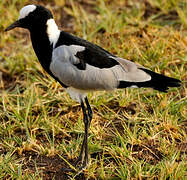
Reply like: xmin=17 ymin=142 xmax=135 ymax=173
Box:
xmin=5 ymin=20 xmax=21 ymax=32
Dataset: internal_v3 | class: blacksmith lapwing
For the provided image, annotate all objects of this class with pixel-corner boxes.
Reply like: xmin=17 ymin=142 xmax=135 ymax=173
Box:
xmin=5 ymin=5 xmax=181 ymax=171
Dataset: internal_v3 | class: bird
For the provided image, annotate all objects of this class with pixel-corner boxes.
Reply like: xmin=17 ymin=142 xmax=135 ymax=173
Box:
xmin=5 ymin=4 xmax=181 ymax=171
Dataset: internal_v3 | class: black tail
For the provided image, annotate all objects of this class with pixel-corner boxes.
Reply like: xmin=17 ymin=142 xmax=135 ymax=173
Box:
xmin=118 ymin=68 xmax=181 ymax=92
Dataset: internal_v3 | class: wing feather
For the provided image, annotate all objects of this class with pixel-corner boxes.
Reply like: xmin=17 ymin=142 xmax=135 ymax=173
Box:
xmin=50 ymin=45 xmax=157 ymax=91
xmin=50 ymin=45 xmax=120 ymax=90
xmin=113 ymin=57 xmax=151 ymax=82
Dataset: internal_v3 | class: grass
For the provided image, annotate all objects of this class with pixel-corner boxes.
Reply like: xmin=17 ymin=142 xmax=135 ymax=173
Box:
xmin=0 ymin=0 xmax=186 ymax=179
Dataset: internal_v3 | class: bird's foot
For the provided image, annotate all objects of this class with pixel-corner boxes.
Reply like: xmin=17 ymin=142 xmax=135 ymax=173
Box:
xmin=61 ymin=158 xmax=88 ymax=173
xmin=61 ymin=167 xmax=76 ymax=173
xmin=74 ymin=156 xmax=83 ymax=167
xmin=76 ymin=158 xmax=88 ymax=171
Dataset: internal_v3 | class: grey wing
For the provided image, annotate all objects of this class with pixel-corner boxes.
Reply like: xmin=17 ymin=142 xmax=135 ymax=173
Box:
xmin=50 ymin=45 xmax=152 ymax=91
xmin=50 ymin=45 xmax=117 ymax=90
xmin=113 ymin=57 xmax=151 ymax=82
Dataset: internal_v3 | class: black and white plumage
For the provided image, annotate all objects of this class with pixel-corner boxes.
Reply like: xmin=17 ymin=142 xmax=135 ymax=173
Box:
xmin=5 ymin=5 xmax=181 ymax=171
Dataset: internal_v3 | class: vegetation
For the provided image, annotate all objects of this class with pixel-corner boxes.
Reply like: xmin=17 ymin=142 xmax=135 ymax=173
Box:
xmin=0 ymin=0 xmax=186 ymax=179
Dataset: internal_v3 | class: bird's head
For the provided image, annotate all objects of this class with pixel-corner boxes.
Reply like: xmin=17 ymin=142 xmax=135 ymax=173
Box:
xmin=5 ymin=5 xmax=53 ymax=31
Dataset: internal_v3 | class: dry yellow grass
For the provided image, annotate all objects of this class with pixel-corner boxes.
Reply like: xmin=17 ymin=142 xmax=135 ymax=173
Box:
xmin=0 ymin=0 xmax=186 ymax=179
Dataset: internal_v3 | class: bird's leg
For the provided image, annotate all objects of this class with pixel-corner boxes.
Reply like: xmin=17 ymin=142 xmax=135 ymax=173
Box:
xmin=75 ymin=100 xmax=89 ymax=168
xmin=81 ymin=98 xmax=93 ymax=169
xmin=61 ymin=99 xmax=90 ymax=172
xmin=85 ymin=97 xmax=93 ymax=126
xmin=75 ymin=133 xmax=85 ymax=166
xmin=75 ymin=98 xmax=92 ymax=169
xmin=82 ymin=104 xmax=89 ymax=168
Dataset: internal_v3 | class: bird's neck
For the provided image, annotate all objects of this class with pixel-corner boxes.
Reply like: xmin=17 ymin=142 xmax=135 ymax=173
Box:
xmin=30 ymin=19 xmax=60 ymax=72
xmin=46 ymin=19 xmax=60 ymax=48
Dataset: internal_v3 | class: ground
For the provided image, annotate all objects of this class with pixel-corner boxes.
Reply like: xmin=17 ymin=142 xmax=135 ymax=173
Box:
xmin=0 ymin=0 xmax=186 ymax=179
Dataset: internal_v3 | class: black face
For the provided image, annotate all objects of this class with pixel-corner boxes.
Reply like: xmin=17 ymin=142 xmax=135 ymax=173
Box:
xmin=5 ymin=5 xmax=53 ymax=31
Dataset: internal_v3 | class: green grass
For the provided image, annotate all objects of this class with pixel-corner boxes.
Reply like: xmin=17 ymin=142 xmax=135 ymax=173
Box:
xmin=0 ymin=0 xmax=186 ymax=179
